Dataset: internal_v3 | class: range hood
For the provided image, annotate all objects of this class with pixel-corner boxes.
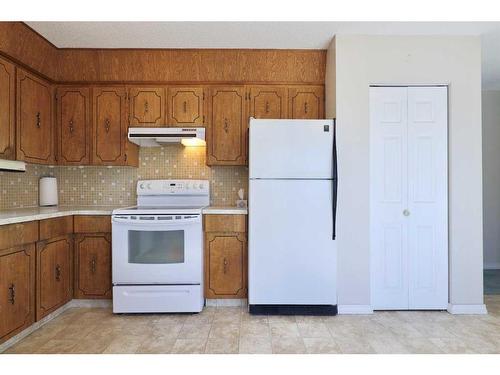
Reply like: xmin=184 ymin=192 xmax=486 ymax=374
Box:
xmin=128 ymin=127 xmax=206 ymax=147
xmin=0 ymin=159 xmax=26 ymax=172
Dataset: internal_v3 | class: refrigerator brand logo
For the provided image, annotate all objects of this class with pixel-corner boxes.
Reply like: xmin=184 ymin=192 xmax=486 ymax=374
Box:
xmin=324 ymin=125 xmax=330 ymax=132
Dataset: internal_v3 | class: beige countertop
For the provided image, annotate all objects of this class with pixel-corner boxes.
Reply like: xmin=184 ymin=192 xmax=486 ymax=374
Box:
xmin=0 ymin=205 xmax=248 ymax=226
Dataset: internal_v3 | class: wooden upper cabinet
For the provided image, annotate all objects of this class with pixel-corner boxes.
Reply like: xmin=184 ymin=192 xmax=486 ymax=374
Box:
xmin=16 ymin=69 xmax=54 ymax=164
xmin=0 ymin=56 xmax=15 ymax=160
xmin=129 ymin=87 xmax=165 ymax=127
xmin=207 ymin=86 xmax=247 ymax=166
xmin=56 ymin=87 xmax=91 ymax=165
xmin=167 ymin=87 xmax=205 ymax=126
xmin=0 ymin=245 xmax=35 ymax=344
xmin=36 ymin=235 xmax=73 ymax=321
xmin=248 ymin=86 xmax=288 ymax=119
xmin=288 ymin=86 xmax=325 ymax=119
xmin=92 ymin=87 xmax=132 ymax=166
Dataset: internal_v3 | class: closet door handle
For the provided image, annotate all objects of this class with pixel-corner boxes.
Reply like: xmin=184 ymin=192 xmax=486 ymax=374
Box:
xmin=265 ymin=101 xmax=270 ymax=113
xmin=223 ymin=118 xmax=229 ymax=133
xmin=223 ymin=258 xmax=228 ymax=274
xmin=144 ymin=101 xmax=149 ymax=114
xmin=36 ymin=112 xmax=41 ymax=128
xmin=304 ymin=102 xmax=308 ymax=114
xmin=104 ymin=119 xmax=110 ymax=132
xmin=183 ymin=101 xmax=187 ymax=113
xmin=55 ymin=264 xmax=61 ymax=281
xmin=91 ymin=257 xmax=97 ymax=274
xmin=69 ymin=119 xmax=74 ymax=133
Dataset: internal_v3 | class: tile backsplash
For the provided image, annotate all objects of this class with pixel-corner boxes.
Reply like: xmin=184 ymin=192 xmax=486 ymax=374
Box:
xmin=0 ymin=145 xmax=248 ymax=210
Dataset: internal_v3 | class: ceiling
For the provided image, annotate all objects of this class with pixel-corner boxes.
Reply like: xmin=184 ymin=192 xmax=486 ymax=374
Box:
xmin=26 ymin=21 xmax=500 ymax=89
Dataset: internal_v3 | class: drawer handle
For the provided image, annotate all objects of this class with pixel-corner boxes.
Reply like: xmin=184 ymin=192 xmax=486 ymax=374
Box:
xmin=36 ymin=112 xmax=41 ymax=128
xmin=223 ymin=118 xmax=229 ymax=133
xmin=104 ymin=118 xmax=110 ymax=133
xmin=304 ymin=102 xmax=308 ymax=114
xmin=8 ymin=283 xmax=15 ymax=305
xmin=55 ymin=264 xmax=61 ymax=281
xmin=69 ymin=119 xmax=74 ymax=133
xmin=265 ymin=101 xmax=270 ymax=113
xmin=223 ymin=257 xmax=228 ymax=274
xmin=91 ymin=257 xmax=97 ymax=274
xmin=144 ymin=101 xmax=149 ymax=114
xmin=183 ymin=101 xmax=187 ymax=113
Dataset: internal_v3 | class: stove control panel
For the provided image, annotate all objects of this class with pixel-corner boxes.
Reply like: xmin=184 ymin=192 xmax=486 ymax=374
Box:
xmin=137 ymin=179 xmax=210 ymax=196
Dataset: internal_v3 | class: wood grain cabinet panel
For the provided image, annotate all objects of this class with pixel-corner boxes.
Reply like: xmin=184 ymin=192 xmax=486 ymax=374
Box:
xmin=0 ymin=244 xmax=35 ymax=344
xmin=16 ymin=69 xmax=54 ymax=164
xmin=74 ymin=233 xmax=112 ymax=299
xmin=39 ymin=216 xmax=73 ymax=241
xmin=56 ymin=87 xmax=91 ymax=164
xmin=74 ymin=215 xmax=111 ymax=233
xmin=36 ymin=235 xmax=73 ymax=321
xmin=92 ymin=87 xmax=138 ymax=166
xmin=129 ymin=87 xmax=165 ymax=127
xmin=167 ymin=87 xmax=205 ymax=126
xmin=205 ymin=233 xmax=247 ymax=298
xmin=0 ymin=56 xmax=15 ymax=160
xmin=288 ymin=86 xmax=325 ymax=119
xmin=207 ymin=86 xmax=247 ymax=166
xmin=248 ymin=86 xmax=288 ymax=119
xmin=0 ymin=221 xmax=39 ymax=251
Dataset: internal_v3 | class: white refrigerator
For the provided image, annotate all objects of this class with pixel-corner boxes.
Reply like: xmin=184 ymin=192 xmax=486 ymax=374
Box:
xmin=248 ymin=118 xmax=337 ymax=315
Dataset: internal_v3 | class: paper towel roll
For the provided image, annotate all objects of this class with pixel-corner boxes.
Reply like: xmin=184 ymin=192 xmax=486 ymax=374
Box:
xmin=39 ymin=177 xmax=58 ymax=206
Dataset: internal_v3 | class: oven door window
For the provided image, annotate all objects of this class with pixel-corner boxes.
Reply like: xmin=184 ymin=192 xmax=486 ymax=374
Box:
xmin=128 ymin=230 xmax=184 ymax=264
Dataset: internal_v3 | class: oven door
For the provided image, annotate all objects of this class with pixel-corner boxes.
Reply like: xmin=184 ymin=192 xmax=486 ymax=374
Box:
xmin=112 ymin=214 xmax=202 ymax=285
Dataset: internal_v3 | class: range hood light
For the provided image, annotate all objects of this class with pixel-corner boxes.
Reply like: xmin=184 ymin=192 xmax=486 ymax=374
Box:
xmin=181 ymin=138 xmax=206 ymax=147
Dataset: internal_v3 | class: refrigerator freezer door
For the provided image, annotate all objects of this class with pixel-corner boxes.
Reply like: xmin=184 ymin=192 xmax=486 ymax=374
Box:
xmin=249 ymin=119 xmax=334 ymax=179
xmin=248 ymin=179 xmax=337 ymax=305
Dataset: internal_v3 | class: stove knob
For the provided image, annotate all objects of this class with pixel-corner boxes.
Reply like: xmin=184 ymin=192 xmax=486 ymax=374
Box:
xmin=139 ymin=183 xmax=145 ymax=189
xmin=199 ymin=183 xmax=204 ymax=190
xmin=147 ymin=183 xmax=152 ymax=190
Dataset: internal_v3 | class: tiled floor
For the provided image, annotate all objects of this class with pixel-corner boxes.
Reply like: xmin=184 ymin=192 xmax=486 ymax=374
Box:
xmin=485 ymin=270 xmax=500 ymax=295
xmin=4 ymin=296 xmax=500 ymax=354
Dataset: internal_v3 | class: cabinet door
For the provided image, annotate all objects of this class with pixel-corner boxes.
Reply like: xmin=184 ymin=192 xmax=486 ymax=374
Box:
xmin=0 ymin=245 xmax=35 ymax=344
xmin=205 ymin=233 xmax=247 ymax=298
xmin=56 ymin=87 xmax=91 ymax=164
xmin=0 ymin=56 xmax=15 ymax=160
xmin=167 ymin=87 xmax=205 ymax=126
xmin=16 ymin=69 xmax=54 ymax=164
xmin=248 ymin=86 xmax=288 ymax=119
xmin=207 ymin=86 xmax=247 ymax=165
xmin=288 ymin=86 xmax=325 ymax=119
xmin=129 ymin=87 xmax=165 ymax=127
xmin=74 ymin=233 xmax=112 ymax=299
xmin=92 ymin=87 xmax=130 ymax=165
xmin=36 ymin=235 xmax=73 ymax=320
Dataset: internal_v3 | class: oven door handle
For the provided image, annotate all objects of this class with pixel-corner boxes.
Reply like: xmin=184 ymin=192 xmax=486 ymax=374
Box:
xmin=112 ymin=217 xmax=200 ymax=225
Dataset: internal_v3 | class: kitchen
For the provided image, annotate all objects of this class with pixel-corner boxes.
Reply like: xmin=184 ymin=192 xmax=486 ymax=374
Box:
xmin=0 ymin=16 xmax=497 ymax=360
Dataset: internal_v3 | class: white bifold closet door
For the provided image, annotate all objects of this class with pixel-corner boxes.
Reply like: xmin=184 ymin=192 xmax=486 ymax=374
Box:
xmin=370 ymin=86 xmax=448 ymax=310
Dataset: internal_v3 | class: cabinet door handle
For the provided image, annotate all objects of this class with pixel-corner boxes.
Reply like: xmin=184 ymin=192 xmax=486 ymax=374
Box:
xmin=55 ymin=264 xmax=61 ymax=281
xmin=144 ymin=101 xmax=149 ymax=114
xmin=223 ymin=258 xmax=228 ymax=274
xmin=36 ymin=112 xmax=41 ymax=128
xmin=265 ymin=101 xmax=270 ymax=113
xmin=91 ymin=257 xmax=97 ymax=274
xmin=223 ymin=118 xmax=229 ymax=133
xmin=304 ymin=102 xmax=308 ymax=114
xmin=8 ymin=283 xmax=15 ymax=305
xmin=183 ymin=101 xmax=187 ymax=113
xmin=104 ymin=119 xmax=110 ymax=133
xmin=69 ymin=119 xmax=74 ymax=133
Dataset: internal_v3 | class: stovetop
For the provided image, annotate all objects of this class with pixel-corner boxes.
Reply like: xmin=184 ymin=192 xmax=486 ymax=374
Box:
xmin=112 ymin=205 xmax=207 ymax=215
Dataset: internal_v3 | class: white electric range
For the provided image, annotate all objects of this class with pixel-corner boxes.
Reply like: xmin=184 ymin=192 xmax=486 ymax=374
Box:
xmin=112 ymin=179 xmax=209 ymax=313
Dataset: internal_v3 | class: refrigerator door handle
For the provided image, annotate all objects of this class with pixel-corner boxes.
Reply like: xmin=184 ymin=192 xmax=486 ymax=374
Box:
xmin=332 ymin=119 xmax=338 ymax=240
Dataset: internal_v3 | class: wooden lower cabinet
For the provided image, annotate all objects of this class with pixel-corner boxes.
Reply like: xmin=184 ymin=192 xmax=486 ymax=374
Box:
xmin=204 ymin=215 xmax=247 ymax=299
xmin=36 ymin=235 xmax=73 ymax=321
xmin=0 ymin=244 xmax=35 ymax=344
xmin=74 ymin=233 xmax=112 ymax=299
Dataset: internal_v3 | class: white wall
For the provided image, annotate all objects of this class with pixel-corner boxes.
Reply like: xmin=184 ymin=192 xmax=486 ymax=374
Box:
xmin=327 ymin=35 xmax=484 ymax=308
xmin=482 ymin=90 xmax=500 ymax=270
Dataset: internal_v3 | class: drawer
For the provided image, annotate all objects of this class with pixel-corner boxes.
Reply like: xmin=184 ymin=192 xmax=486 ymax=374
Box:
xmin=204 ymin=214 xmax=246 ymax=233
xmin=74 ymin=215 xmax=111 ymax=233
xmin=0 ymin=221 xmax=39 ymax=250
xmin=39 ymin=216 xmax=73 ymax=240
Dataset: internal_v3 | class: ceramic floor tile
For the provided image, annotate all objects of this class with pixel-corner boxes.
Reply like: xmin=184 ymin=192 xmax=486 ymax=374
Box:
xmin=136 ymin=336 xmax=177 ymax=354
xmin=209 ymin=323 xmax=240 ymax=339
xmin=297 ymin=322 xmax=331 ymax=338
xmin=271 ymin=337 xmax=306 ymax=354
xmin=240 ymin=322 xmax=271 ymax=338
xmin=102 ymin=335 xmax=149 ymax=354
xmin=270 ymin=322 xmax=300 ymax=338
xmin=205 ymin=338 xmax=239 ymax=354
xmin=178 ymin=323 xmax=211 ymax=339
xmin=171 ymin=338 xmax=207 ymax=354
xmin=239 ymin=336 xmax=273 ymax=354
xmin=303 ymin=338 xmax=341 ymax=354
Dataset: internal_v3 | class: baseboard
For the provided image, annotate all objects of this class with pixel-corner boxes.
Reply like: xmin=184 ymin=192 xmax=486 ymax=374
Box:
xmin=484 ymin=262 xmax=500 ymax=270
xmin=447 ymin=303 xmax=488 ymax=315
xmin=0 ymin=299 xmax=112 ymax=353
xmin=205 ymin=299 xmax=247 ymax=307
xmin=338 ymin=305 xmax=374 ymax=314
